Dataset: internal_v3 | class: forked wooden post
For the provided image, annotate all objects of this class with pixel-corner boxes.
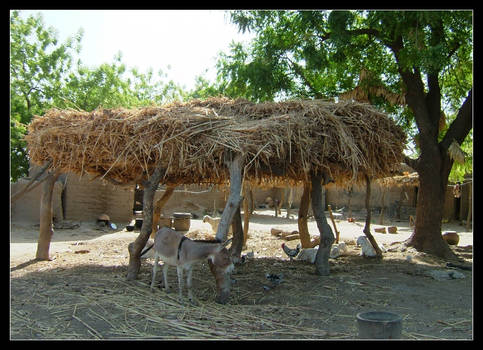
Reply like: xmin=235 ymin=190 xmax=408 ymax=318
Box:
xmin=311 ymin=172 xmax=335 ymax=276
xmin=362 ymin=173 xmax=383 ymax=257
xmin=127 ymin=165 xmax=166 ymax=280
xmin=215 ymin=152 xmax=244 ymax=242
xmin=229 ymin=205 xmax=244 ymax=263
xmin=242 ymin=184 xmax=250 ymax=247
xmin=298 ymin=182 xmax=312 ymax=248
xmin=151 ymin=184 xmax=176 ymax=238
xmin=36 ymin=170 xmax=60 ymax=260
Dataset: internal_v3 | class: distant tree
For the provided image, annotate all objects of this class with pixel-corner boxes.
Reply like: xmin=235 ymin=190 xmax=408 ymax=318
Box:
xmin=10 ymin=11 xmax=185 ymax=181
xmin=216 ymin=10 xmax=473 ymax=258
xmin=10 ymin=10 xmax=82 ymax=181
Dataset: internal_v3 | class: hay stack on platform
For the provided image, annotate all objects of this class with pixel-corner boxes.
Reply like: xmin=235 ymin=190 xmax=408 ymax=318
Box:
xmin=26 ymin=97 xmax=406 ymax=186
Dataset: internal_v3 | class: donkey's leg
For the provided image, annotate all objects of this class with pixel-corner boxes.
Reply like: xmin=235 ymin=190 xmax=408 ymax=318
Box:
xmin=176 ymin=265 xmax=184 ymax=303
xmin=162 ymin=264 xmax=170 ymax=292
xmin=150 ymin=255 xmax=159 ymax=291
xmin=186 ymin=264 xmax=194 ymax=303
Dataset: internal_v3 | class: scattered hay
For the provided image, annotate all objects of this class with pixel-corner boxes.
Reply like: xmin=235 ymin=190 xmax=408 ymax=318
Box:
xmin=26 ymin=97 xmax=406 ymax=186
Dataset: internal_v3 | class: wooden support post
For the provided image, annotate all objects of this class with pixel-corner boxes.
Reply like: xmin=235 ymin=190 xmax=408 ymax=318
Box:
xmin=127 ymin=166 xmax=166 ymax=280
xmin=347 ymin=185 xmax=353 ymax=220
xmin=378 ymin=188 xmax=387 ymax=225
xmin=363 ymin=174 xmax=383 ymax=258
xmin=151 ymin=184 xmax=176 ymax=238
xmin=36 ymin=170 xmax=60 ymax=260
xmin=229 ymin=204 xmax=244 ymax=263
xmin=311 ymin=172 xmax=335 ymax=276
xmin=297 ymin=182 xmax=312 ymax=248
xmin=242 ymin=184 xmax=250 ymax=247
xmin=327 ymin=205 xmax=340 ymax=244
xmin=215 ymin=152 xmax=244 ymax=242
xmin=466 ymin=183 xmax=472 ymax=231
xmin=286 ymin=187 xmax=294 ymax=219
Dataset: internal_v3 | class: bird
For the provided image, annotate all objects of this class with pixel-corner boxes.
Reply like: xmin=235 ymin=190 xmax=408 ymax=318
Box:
xmin=281 ymin=243 xmax=301 ymax=260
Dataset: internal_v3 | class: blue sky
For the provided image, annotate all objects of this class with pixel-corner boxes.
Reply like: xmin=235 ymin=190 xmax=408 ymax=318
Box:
xmin=16 ymin=10 xmax=254 ymax=91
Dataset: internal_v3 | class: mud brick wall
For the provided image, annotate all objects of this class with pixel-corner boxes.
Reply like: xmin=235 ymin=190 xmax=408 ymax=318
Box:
xmin=63 ymin=174 xmax=133 ymax=223
xmin=10 ymin=178 xmax=63 ymax=223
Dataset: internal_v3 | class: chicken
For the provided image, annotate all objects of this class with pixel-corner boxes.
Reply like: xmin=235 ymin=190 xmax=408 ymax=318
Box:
xmin=296 ymin=247 xmax=318 ymax=264
xmin=202 ymin=215 xmax=233 ymax=234
xmin=356 ymin=236 xmax=377 ymax=257
xmin=281 ymin=242 xmax=301 ymax=260
xmin=330 ymin=241 xmax=348 ymax=258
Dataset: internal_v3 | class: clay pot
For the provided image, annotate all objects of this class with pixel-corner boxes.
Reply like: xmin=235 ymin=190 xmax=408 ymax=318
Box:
xmin=442 ymin=231 xmax=460 ymax=245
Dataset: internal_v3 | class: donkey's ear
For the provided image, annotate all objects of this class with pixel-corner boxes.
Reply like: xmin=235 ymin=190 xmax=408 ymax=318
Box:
xmin=221 ymin=238 xmax=232 ymax=248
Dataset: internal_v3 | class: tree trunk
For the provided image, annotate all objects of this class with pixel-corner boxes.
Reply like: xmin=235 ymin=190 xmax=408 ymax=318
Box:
xmin=127 ymin=166 xmax=166 ymax=280
xmin=406 ymin=151 xmax=456 ymax=259
xmin=362 ymin=174 xmax=382 ymax=257
xmin=36 ymin=171 xmax=60 ymax=260
xmin=215 ymin=152 xmax=244 ymax=242
xmin=297 ymin=182 xmax=312 ymax=248
xmin=151 ymin=185 xmax=175 ymax=238
xmin=311 ymin=173 xmax=335 ymax=276
xmin=229 ymin=204 xmax=244 ymax=263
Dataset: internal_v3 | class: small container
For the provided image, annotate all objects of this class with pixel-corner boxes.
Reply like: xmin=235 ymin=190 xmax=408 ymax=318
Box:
xmin=158 ymin=217 xmax=173 ymax=229
xmin=173 ymin=212 xmax=191 ymax=231
xmin=442 ymin=231 xmax=459 ymax=245
xmin=356 ymin=311 xmax=402 ymax=339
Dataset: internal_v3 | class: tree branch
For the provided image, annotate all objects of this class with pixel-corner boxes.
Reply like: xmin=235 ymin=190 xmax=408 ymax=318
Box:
xmin=403 ymin=155 xmax=419 ymax=171
xmin=440 ymin=88 xmax=473 ymax=151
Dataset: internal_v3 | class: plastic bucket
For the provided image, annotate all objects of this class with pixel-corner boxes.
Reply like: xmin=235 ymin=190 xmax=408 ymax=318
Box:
xmin=173 ymin=212 xmax=191 ymax=231
xmin=356 ymin=311 xmax=402 ymax=339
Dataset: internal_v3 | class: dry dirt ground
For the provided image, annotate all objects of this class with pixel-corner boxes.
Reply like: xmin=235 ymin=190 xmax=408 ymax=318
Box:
xmin=10 ymin=210 xmax=473 ymax=340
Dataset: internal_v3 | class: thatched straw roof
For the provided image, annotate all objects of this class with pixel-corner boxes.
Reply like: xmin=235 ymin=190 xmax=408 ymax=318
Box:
xmin=26 ymin=97 xmax=406 ymax=186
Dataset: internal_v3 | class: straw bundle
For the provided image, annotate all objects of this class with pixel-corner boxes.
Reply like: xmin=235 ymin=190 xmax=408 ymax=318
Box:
xmin=377 ymin=172 xmax=419 ymax=188
xmin=26 ymin=97 xmax=406 ymax=186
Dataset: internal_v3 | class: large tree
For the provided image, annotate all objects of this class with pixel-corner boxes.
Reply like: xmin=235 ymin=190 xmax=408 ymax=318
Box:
xmin=215 ymin=10 xmax=472 ymax=258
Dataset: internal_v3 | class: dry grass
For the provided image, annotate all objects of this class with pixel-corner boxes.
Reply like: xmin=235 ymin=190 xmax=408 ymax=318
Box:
xmin=26 ymin=97 xmax=406 ymax=187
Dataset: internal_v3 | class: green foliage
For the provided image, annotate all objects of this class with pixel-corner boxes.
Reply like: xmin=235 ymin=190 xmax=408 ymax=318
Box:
xmin=215 ymin=10 xmax=473 ymax=176
xmin=10 ymin=10 xmax=82 ymax=182
xmin=10 ymin=10 xmax=184 ymax=182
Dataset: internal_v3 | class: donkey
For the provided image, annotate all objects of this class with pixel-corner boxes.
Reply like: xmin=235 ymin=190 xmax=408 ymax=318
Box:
xmin=145 ymin=226 xmax=234 ymax=304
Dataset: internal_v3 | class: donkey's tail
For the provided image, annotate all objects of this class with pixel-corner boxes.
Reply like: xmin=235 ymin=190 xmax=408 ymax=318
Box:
xmin=140 ymin=243 xmax=155 ymax=257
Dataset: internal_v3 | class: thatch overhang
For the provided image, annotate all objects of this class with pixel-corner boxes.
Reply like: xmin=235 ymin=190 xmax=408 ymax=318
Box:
xmin=25 ymin=97 xmax=406 ymax=187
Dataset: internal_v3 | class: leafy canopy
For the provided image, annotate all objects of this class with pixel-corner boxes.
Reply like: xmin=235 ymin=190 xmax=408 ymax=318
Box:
xmin=10 ymin=10 xmax=184 ymax=182
xmin=211 ymin=10 xmax=472 ymax=180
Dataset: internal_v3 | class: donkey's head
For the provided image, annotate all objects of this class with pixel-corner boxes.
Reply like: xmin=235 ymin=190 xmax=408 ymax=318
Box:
xmin=208 ymin=239 xmax=234 ymax=304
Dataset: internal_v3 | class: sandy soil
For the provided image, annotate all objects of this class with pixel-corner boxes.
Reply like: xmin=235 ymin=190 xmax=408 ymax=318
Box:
xmin=10 ymin=210 xmax=473 ymax=340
